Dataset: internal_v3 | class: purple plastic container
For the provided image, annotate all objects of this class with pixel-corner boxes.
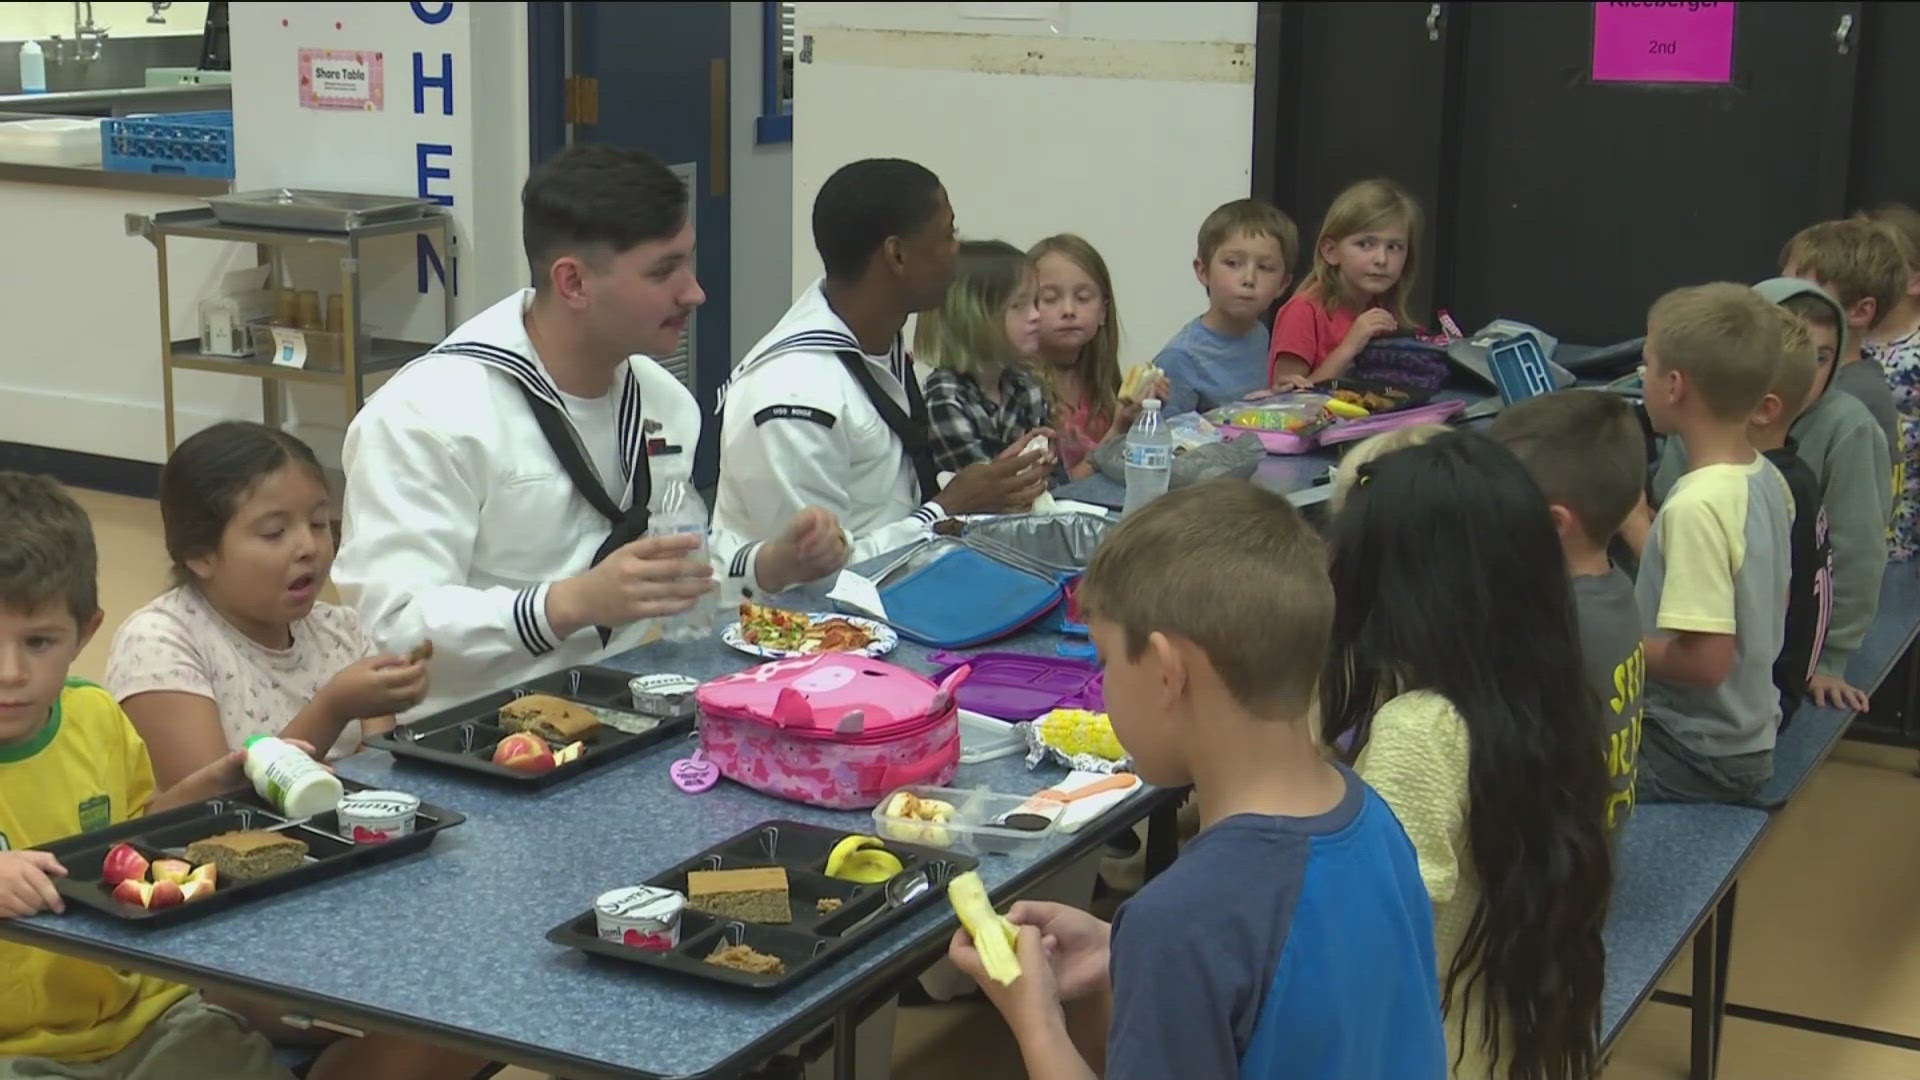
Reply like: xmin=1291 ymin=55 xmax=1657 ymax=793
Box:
xmin=927 ymin=651 xmax=1104 ymax=721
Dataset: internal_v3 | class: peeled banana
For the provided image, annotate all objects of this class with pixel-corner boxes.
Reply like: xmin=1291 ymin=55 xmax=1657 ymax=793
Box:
xmin=948 ymin=870 xmax=1022 ymax=985
xmin=880 ymin=791 xmax=958 ymax=846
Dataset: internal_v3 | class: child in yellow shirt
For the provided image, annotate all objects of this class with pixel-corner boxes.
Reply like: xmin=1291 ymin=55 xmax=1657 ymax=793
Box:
xmin=0 ymin=473 xmax=482 ymax=1080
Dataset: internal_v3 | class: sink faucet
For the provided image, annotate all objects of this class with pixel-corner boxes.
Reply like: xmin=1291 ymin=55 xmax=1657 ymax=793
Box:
xmin=51 ymin=2 xmax=110 ymax=67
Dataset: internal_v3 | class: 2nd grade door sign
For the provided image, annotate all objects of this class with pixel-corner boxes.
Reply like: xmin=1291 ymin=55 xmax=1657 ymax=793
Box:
xmin=1591 ymin=2 xmax=1736 ymax=84
xmin=299 ymin=48 xmax=386 ymax=111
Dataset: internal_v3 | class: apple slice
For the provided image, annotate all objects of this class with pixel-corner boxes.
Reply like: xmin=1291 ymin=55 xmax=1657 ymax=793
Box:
xmin=111 ymin=878 xmax=154 ymax=908
xmin=150 ymin=858 xmax=192 ymax=885
xmin=146 ymin=878 xmax=186 ymax=909
xmin=100 ymin=842 xmax=149 ymax=887
xmin=184 ymin=863 xmax=217 ymax=891
xmin=179 ymin=878 xmax=216 ymax=904
xmin=491 ymin=732 xmax=556 ymax=774
xmin=553 ymin=740 xmax=585 ymax=766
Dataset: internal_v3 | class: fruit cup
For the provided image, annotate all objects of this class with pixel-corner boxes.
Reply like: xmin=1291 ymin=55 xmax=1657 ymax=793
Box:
xmin=594 ymin=885 xmax=686 ymax=951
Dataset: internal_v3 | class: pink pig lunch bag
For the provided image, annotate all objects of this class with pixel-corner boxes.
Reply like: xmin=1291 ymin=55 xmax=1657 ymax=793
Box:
xmin=694 ymin=654 xmax=969 ymax=809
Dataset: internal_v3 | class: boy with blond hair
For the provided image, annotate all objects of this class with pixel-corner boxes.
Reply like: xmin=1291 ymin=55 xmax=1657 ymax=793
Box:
xmin=1490 ymin=390 xmax=1646 ymax=832
xmin=1652 ymin=279 xmax=1889 ymax=713
xmin=1155 ymin=199 xmax=1300 ymax=415
xmin=0 ymin=473 xmax=482 ymax=1080
xmin=1780 ymin=218 xmax=1903 ymax=457
xmin=950 ymin=480 xmax=1444 ymax=1079
xmin=1634 ymin=284 xmax=1793 ymax=802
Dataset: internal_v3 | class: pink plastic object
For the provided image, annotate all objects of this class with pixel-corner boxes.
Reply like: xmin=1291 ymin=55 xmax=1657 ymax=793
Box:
xmin=1221 ymin=398 xmax=1466 ymax=454
xmin=671 ymin=748 xmax=720 ymax=793
xmin=694 ymin=655 xmax=967 ymax=809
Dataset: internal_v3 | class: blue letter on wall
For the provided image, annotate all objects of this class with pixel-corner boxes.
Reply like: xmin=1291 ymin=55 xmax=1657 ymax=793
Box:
xmin=416 ymin=143 xmax=453 ymax=205
xmin=411 ymin=2 xmax=453 ymax=24
xmin=417 ymin=235 xmax=456 ymax=296
xmin=413 ymin=52 xmax=454 ymax=116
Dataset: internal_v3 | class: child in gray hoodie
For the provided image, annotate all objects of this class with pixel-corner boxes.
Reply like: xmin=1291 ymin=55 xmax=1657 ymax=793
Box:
xmin=1653 ymin=279 xmax=1891 ymax=714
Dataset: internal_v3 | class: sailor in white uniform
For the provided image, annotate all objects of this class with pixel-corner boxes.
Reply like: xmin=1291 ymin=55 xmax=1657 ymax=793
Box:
xmin=712 ymin=158 xmax=1049 ymax=568
xmin=335 ymin=146 xmax=847 ymax=719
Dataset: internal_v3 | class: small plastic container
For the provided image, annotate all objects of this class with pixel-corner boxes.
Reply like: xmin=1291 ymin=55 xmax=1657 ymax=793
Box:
xmin=958 ymin=709 xmax=1025 ymax=764
xmin=629 ymin=674 xmax=698 ymax=719
xmin=872 ymin=784 xmax=1058 ymax=855
xmin=593 ymin=885 xmax=686 ymax=951
xmin=335 ymin=790 xmax=419 ymax=844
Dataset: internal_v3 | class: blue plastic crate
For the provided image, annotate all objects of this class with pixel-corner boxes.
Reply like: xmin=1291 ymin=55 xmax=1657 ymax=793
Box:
xmin=101 ymin=110 xmax=233 ymax=179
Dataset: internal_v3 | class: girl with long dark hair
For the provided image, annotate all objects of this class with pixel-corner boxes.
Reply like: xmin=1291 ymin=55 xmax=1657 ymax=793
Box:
xmin=1323 ymin=431 xmax=1613 ymax=1080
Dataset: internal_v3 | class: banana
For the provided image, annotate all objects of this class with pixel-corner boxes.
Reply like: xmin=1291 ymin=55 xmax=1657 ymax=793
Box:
xmin=826 ymin=835 xmax=904 ymax=883
xmin=948 ymin=871 xmax=1021 ymax=985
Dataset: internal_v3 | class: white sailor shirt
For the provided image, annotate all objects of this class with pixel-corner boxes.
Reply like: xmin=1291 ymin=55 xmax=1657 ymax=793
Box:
xmin=711 ymin=279 xmax=946 ymax=570
xmin=333 ymin=289 xmax=762 ymax=721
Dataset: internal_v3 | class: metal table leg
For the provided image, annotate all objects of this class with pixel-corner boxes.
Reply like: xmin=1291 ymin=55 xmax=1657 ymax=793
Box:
xmin=1690 ymin=908 xmax=1721 ymax=1080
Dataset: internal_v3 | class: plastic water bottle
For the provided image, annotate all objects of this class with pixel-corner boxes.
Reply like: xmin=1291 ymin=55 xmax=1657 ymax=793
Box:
xmin=1121 ymin=398 xmax=1172 ymax=516
xmin=18 ymin=41 xmax=46 ymax=94
xmin=650 ymin=478 xmax=716 ymax=643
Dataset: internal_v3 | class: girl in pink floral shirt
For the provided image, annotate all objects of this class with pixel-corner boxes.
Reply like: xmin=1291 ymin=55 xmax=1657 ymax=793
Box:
xmin=105 ymin=423 xmax=431 ymax=789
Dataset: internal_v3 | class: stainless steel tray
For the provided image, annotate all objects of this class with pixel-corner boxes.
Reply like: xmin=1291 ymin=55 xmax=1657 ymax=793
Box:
xmin=205 ymin=189 xmax=436 ymax=232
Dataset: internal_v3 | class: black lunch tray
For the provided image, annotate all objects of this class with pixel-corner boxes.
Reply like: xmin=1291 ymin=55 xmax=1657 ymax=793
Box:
xmin=1321 ymin=376 xmax=1435 ymax=413
xmin=362 ymin=665 xmax=690 ymax=788
xmin=545 ymin=820 xmax=978 ymax=991
xmin=34 ymin=779 xmax=465 ymax=927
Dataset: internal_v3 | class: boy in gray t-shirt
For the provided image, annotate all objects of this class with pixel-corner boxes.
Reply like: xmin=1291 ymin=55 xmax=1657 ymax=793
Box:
xmin=1631 ymin=285 xmax=1793 ymax=803
xmin=1492 ymin=390 xmax=1647 ymax=833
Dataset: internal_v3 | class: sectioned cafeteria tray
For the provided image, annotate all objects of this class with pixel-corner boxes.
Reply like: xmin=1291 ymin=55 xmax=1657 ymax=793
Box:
xmin=204 ymin=189 xmax=436 ymax=232
xmin=34 ymin=779 xmax=464 ymax=928
xmin=545 ymin=820 xmax=978 ymax=991
xmin=364 ymin=665 xmax=690 ymax=788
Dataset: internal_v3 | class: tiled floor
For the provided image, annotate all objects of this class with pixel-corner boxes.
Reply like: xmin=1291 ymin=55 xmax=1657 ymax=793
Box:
xmin=67 ymin=487 xmax=1920 ymax=1079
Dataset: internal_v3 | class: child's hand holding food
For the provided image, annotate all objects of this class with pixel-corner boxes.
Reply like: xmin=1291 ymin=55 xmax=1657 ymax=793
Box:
xmin=322 ymin=654 xmax=430 ymax=720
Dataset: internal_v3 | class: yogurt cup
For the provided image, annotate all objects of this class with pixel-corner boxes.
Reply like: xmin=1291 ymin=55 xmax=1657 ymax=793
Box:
xmin=335 ymin=790 xmax=420 ymax=844
xmin=594 ymin=885 xmax=686 ymax=951
xmin=628 ymin=674 xmax=698 ymax=719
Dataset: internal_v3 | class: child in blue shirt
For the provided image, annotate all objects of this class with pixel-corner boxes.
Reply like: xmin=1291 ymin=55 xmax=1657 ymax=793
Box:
xmin=950 ymin=480 xmax=1445 ymax=1080
xmin=1155 ymin=199 xmax=1299 ymax=416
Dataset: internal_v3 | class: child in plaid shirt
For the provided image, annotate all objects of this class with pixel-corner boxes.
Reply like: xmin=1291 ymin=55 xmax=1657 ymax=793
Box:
xmin=918 ymin=240 xmax=1054 ymax=472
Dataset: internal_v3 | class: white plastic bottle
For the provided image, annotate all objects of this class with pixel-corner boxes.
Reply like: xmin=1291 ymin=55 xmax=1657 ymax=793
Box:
xmin=650 ymin=478 xmax=715 ymax=643
xmin=243 ymin=735 xmax=344 ymax=818
xmin=1121 ymin=398 xmax=1172 ymax=516
xmin=18 ymin=41 xmax=46 ymax=95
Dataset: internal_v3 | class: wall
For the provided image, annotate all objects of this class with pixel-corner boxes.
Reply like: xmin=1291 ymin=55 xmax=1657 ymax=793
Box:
xmin=0 ymin=2 xmax=209 ymax=41
xmin=728 ymin=0 xmax=794 ymax=360
xmin=0 ymin=184 xmax=258 ymax=462
xmin=228 ymin=0 xmax=531 ymax=466
xmin=790 ymin=2 xmax=1257 ymax=365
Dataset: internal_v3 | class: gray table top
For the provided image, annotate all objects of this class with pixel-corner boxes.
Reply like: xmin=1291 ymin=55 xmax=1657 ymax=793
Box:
xmin=3 ymin=623 xmax=1155 ymax=1080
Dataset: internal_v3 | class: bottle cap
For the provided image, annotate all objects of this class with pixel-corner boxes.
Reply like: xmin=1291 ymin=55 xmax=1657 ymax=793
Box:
xmin=1142 ymin=398 xmax=1162 ymax=410
xmin=244 ymin=734 xmax=269 ymax=749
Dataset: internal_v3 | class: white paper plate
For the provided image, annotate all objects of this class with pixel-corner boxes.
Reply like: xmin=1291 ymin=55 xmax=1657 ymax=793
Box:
xmin=721 ymin=614 xmax=898 ymax=660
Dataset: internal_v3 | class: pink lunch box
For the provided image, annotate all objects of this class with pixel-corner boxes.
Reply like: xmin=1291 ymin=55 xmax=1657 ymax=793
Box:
xmin=694 ymin=655 xmax=969 ymax=810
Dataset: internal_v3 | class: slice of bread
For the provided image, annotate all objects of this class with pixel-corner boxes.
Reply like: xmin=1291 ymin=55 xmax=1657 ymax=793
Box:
xmin=498 ymin=694 xmax=601 ymax=742
xmin=184 ymin=830 xmax=309 ymax=880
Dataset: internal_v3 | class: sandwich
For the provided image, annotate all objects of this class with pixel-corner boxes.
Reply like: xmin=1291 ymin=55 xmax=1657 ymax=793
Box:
xmin=183 ymin=830 xmax=308 ymax=880
xmin=498 ymin=693 xmax=602 ymax=742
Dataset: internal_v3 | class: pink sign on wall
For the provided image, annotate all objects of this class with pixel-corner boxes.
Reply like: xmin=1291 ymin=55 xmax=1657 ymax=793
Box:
xmin=1592 ymin=3 xmax=1736 ymax=84
xmin=298 ymin=48 xmax=385 ymax=111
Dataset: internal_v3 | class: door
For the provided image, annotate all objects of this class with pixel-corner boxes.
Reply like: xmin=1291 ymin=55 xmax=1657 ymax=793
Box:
xmin=1445 ymin=2 xmax=1862 ymax=345
xmin=1851 ymin=1 xmax=1920 ymax=208
xmin=1260 ymin=2 xmax=1454 ymax=320
xmin=570 ymin=2 xmax=733 ymax=485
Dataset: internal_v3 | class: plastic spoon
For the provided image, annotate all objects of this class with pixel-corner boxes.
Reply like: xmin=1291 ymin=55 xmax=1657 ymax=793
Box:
xmin=1000 ymin=773 xmax=1139 ymax=831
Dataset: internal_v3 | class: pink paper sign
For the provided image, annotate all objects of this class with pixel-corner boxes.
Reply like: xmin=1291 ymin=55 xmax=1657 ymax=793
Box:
xmin=1592 ymin=2 xmax=1736 ymax=84
xmin=298 ymin=48 xmax=385 ymax=111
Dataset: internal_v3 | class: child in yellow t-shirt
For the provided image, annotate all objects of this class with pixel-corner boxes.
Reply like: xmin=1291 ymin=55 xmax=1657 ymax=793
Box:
xmin=0 ymin=473 xmax=483 ymax=1080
